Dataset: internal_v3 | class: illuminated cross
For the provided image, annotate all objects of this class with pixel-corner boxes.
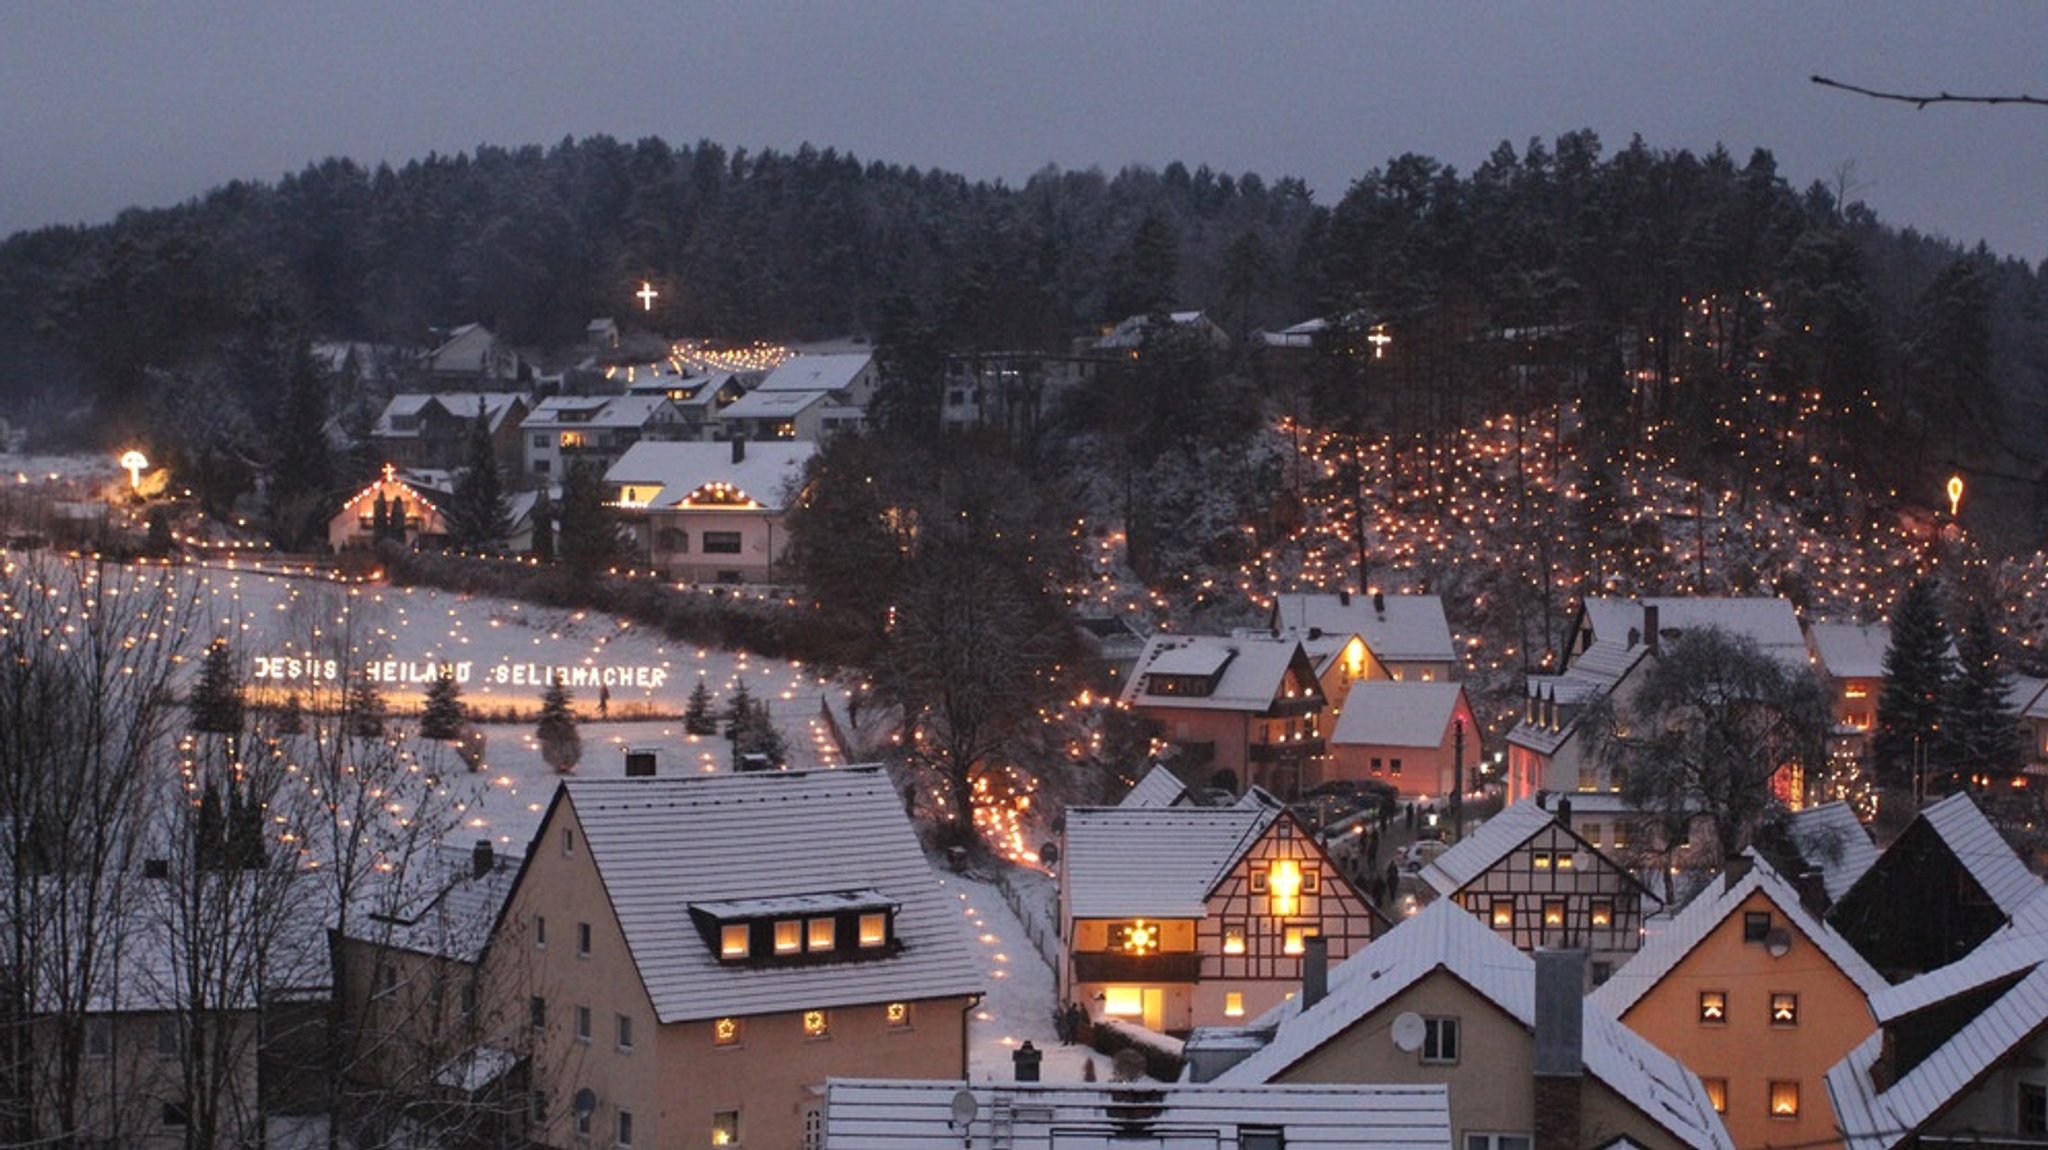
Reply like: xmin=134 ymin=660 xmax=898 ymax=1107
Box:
xmin=1367 ymin=326 xmax=1393 ymax=359
xmin=118 ymin=450 xmax=148 ymax=490
xmin=382 ymin=463 xmax=397 ymax=484
xmin=636 ymin=281 xmax=659 ymax=312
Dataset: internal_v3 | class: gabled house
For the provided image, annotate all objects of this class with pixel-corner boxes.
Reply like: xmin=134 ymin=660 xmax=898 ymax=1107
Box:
xmin=624 ymin=369 xmax=749 ymax=438
xmin=1828 ymin=791 xmax=2042 ymax=980
xmin=371 ymin=392 xmax=531 ymax=475
xmin=520 ymin=394 xmax=690 ymax=480
xmin=1590 ymin=853 xmax=1889 ymax=1150
xmin=1060 ymin=798 xmax=1378 ymax=1034
xmin=715 ymin=385 xmax=862 ymax=442
xmin=480 ymin=767 xmax=981 ymax=1150
xmin=603 ymin=438 xmax=815 ymax=583
xmin=328 ymin=465 xmax=450 ymax=552
xmin=1419 ymin=795 xmax=1659 ymax=980
xmin=1327 ymin=680 xmax=1479 ymax=800
xmin=1091 ymin=311 xmax=1231 ymax=355
xmin=1270 ymin=590 xmax=1460 ymax=686
xmin=1826 ymin=889 xmax=2048 ymax=1150
xmin=1120 ymin=634 xmax=1327 ymax=796
xmin=1808 ymin=623 xmax=1891 ymax=766
xmin=426 ymin=323 xmax=536 ymax=385
xmin=937 ymin=351 xmax=1094 ymax=436
xmin=1119 ymin=761 xmax=1194 ymax=809
xmin=1193 ymin=899 xmax=1733 ymax=1150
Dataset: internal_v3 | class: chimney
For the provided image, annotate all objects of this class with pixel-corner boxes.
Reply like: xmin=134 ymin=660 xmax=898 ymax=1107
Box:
xmin=1532 ymin=949 xmax=1586 ymax=1150
xmin=1339 ymin=589 xmax=1352 ymax=607
xmin=730 ymin=436 xmax=746 ymax=463
xmin=1373 ymin=590 xmax=1386 ymax=617
xmin=1301 ymin=935 xmax=1330 ymax=1011
xmin=1643 ymin=603 xmax=1660 ymax=655
xmin=1555 ymin=796 xmax=1572 ymax=826
xmin=1794 ymin=869 xmax=1831 ymax=917
xmin=472 ymin=840 xmax=495 ymax=879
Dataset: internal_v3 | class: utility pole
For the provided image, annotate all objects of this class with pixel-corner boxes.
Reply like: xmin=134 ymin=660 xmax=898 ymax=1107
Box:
xmin=1452 ymin=718 xmax=1466 ymax=841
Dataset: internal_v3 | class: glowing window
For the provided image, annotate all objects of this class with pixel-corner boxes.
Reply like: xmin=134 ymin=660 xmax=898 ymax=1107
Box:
xmin=1533 ymin=853 xmax=1552 ymax=871
xmin=1554 ymin=852 xmax=1575 ymax=871
xmin=1269 ymin=859 xmax=1303 ymax=916
xmin=1583 ymin=823 xmax=1603 ymax=846
xmin=1283 ymin=926 xmax=1315 ymax=956
xmin=1700 ymin=991 xmax=1727 ymax=1023
xmin=774 ymin=920 xmax=802 ymax=955
xmin=1102 ymin=987 xmax=1143 ymax=1017
xmin=802 ymin=1009 xmax=830 ymax=1038
xmin=712 ymin=1110 xmax=740 ymax=1145
xmin=720 ymin=924 xmax=749 ymax=959
xmin=858 ymin=913 xmax=887 ymax=948
xmin=1115 ymin=920 xmax=1160 ymax=955
xmin=1704 ymin=1078 xmax=1728 ymax=1113
xmin=1612 ymin=823 xmax=1632 ymax=850
xmin=1590 ymin=901 xmax=1613 ymax=928
xmin=1542 ymin=900 xmax=1565 ymax=927
xmin=1224 ymin=992 xmax=1245 ymax=1018
xmin=808 ymin=918 xmax=836 ymax=952
xmin=1770 ymin=1080 xmax=1799 ymax=1118
xmin=712 ymin=1017 xmax=740 ymax=1046
xmin=1223 ymin=924 xmax=1246 ymax=955
xmin=884 ymin=1002 xmax=910 ymax=1029
xmin=1772 ymin=993 xmax=1799 ymax=1026
xmin=1491 ymin=900 xmax=1514 ymax=928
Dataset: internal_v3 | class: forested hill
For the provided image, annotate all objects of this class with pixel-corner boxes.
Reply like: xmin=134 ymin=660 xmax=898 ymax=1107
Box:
xmin=0 ymin=131 xmax=2043 ymax=515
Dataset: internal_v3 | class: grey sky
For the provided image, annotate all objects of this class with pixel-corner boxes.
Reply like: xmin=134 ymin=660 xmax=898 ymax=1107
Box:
xmin=4 ymin=3 xmax=2044 ymax=261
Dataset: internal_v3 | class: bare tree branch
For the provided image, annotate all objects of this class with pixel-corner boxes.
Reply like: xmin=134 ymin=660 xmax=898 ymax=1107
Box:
xmin=1812 ymin=74 xmax=2048 ymax=109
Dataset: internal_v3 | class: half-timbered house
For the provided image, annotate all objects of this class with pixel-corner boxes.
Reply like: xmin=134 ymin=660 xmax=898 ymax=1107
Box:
xmin=1060 ymin=796 xmax=1379 ymax=1035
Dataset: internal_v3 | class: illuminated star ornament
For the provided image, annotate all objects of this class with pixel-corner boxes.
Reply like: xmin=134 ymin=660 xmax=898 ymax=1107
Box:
xmin=636 ymin=281 xmax=659 ymax=312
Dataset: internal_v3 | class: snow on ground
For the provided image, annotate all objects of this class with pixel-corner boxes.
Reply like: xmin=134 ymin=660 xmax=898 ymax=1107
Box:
xmin=942 ymin=868 xmax=1116 ymax=1085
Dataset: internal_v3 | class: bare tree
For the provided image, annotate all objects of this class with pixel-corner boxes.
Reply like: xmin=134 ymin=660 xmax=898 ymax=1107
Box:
xmin=1812 ymin=74 xmax=2048 ymax=109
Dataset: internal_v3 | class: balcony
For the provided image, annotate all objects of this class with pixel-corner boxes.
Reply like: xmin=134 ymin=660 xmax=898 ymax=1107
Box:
xmin=1249 ymin=738 xmax=1326 ymax=765
xmin=1071 ymin=952 xmax=1204 ymax=984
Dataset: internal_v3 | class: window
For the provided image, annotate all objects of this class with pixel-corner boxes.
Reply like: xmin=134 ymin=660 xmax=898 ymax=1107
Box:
xmin=1591 ymin=961 xmax=1612 ymax=986
xmin=617 ymin=1111 xmax=634 ymax=1148
xmin=616 ymin=1014 xmax=634 ymax=1051
xmin=532 ymin=459 xmax=550 ymax=474
xmin=1390 ymin=758 xmax=1403 ymax=776
xmin=858 ymin=913 xmax=887 ymax=948
xmin=1771 ymin=993 xmax=1799 ymax=1026
xmin=574 ymin=1108 xmax=592 ymax=1139
xmin=1371 ymin=757 xmax=1383 ymax=775
xmin=1699 ymin=991 xmax=1727 ymax=1023
xmin=1301 ymin=867 xmax=1320 ymax=893
xmin=533 ymin=433 xmax=548 ymax=448
xmin=1465 ymin=1136 xmax=1532 ymax=1150
xmin=574 ymin=1004 xmax=591 ymax=1043
xmin=2021 ymin=1082 xmax=2048 ymax=1136
xmin=774 ymin=920 xmax=802 ymax=955
xmin=86 ymin=1018 xmax=111 ymax=1058
xmin=1422 ymin=1016 xmax=1460 ymax=1064
xmin=1703 ymin=1079 xmax=1728 ymax=1113
xmin=1283 ymin=926 xmax=1314 ymax=956
xmin=713 ymin=1017 xmax=741 ymax=1046
xmin=703 ymin=531 xmax=743 ymax=554
xmin=562 ymin=827 xmax=575 ymax=855
xmin=720 ymin=924 xmax=750 ymax=959
xmin=712 ymin=1111 xmax=740 ymax=1145
xmin=460 ymin=981 xmax=477 ymax=1018
xmin=808 ymin=917 xmax=836 ymax=951
xmin=534 ymin=915 xmax=547 ymax=948
xmin=529 ymin=1091 xmax=547 ymax=1124
xmin=577 ymin=921 xmax=591 ymax=958
xmin=1590 ymin=901 xmax=1613 ymax=928
xmin=374 ymin=963 xmax=397 ymax=1000
xmin=1244 ymin=1128 xmax=1286 ymax=1150
xmin=155 ymin=1019 xmax=182 ymax=1058
xmin=1102 ymin=986 xmax=1143 ymax=1017
xmin=1583 ymin=823 xmax=1603 ymax=847
xmin=1268 ymin=858 xmax=1303 ymax=914
xmin=1612 ymin=822 xmax=1632 ymax=850
xmin=529 ymin=995 xmax=546 ymax=1031
xmin=1533 ymin=852 xmax=1552 ymax=871
xmin=885 ymin=1001 xmax=911 ymax=1029
xmin=1553 ymin=852 xmax=1574 ymax=871
xmin=1542 ymin=900 xmax=1565 ymax=927
xmin=1744 ymin=912 xmax=1772 ymax=943
xmin=1491 ymin=899 xmax=1514 ymax=928
xmin=1250 ymin=870 xmax=1268 ymax=894
xmin=1769 ymin=1080 xmax=1800 ymax=1118
xmin=1114 ymin=920 xmax=1160 ymax=954
xmin=1223 ymin=924 xmax=1246 ymax=955
xmin=803 ymin=1009 xmax=830 ymax=1038
xmin=1225 ymin=991 xmax=1245 ymax=1018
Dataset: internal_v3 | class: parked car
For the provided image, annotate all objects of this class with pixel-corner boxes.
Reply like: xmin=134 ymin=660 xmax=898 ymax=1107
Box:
xmin=1399 ymin=838 xmax=1450 ymax=872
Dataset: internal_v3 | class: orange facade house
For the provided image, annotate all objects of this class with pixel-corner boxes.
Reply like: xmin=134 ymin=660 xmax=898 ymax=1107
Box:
xmin=1060 ymin=795 xmax=1379 ymax=1034
xmin=1591 ymin=854 xmax=1888 ymax=1150
xmin=1120 ymin=634 xmax=1327 ymax=797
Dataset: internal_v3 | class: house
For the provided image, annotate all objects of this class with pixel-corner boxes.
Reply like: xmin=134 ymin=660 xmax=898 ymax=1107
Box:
xmin=1119 ymin=761 xmax=1194 ymax=809
xmin=1419 ymin=795 xmax=1660 ymax=980
xmin=426 ymin=323 xmax=537 ymax=385
xmin=1783 ymin=800 xmax=1879 ymax=908
xmin=479 ymin=767 xmax=981 ymax=1150
xmin=1192 ymin=899 xmax=1734 ymax=1150
xmin=624 ymin=369 xmax=749 ymax=438
xmin=1808 ymin=623 xmax=1891 ymax=765
xmin=1326 ymin=680 xmax=1479 ymax=800
xmin=1059 ymin=796 xmax=1379 ymax=1034
xmin=715 ymin=385 xmax=862 ymax=442
xmin=2012 ymin=675 xmax=2048 ymax=781
xmin=328 ymin=465 xmax=450 ymax=552
xmin=1590 ymin=853 xmax=1888 ymax=1150
xmin=754 ymin=351 xmax=879 ymax=405
xmin=1825 ymin=888 xmax=2048 ymax=1150
xmin=822 ymin=1078 xmax=1453 ymax=1150
xmin=371 ymin=392 xmax=531 ymax=475
xmin=520 ymin=394 xmax=690 ymax=480
xmin=1091 ymin=311 xmax=1231 ymax=355
xmin=1506 ymin=597 xmax=1809 ymax=801
xmin=603 ymin=438 xmax=815 ymax=583
xmin=1270 ymin=590 xmax=1460 ymax=685
xmin=1119 ymin=633 xmax=1328 ymax=797
xmin=937 ymin=351 xmax=1096 ymax=436
xmin=1828 ymin=791 xmax=2041 ymax=980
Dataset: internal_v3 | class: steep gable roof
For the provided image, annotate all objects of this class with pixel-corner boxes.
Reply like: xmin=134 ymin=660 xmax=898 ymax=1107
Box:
xmin=1417 ymin=797 xmax=1640 ymax=897
xmin=604 ymin=439 xmax=814 ymax=511
xmin=1119 ymin=633 xmax=1321 ymax=713
xmin=1916 ymin=792 xmax=2040 ymax=916
xmin=1119 ymin=763 xmax=1190 ymax=809
xmin=550 ymin=767 xmax=981 ymax=1024
xmin=1064 ymin=805 xmax=1275 ymax=919
xmin=1787 ymin=801 xmax=1880 ymax=903
xmin=1577 ymin=596 xmax=1807 ymax=668
xmin=1330 ymin=681 xmax=1466 ymax=749
xmin=1808 ymin=622 xmax=1892 ymax=680
xmin=756 ymin=351 xmax=873 ymax=394
xmin=1271 ymin=592 xmax=1457 ymax=664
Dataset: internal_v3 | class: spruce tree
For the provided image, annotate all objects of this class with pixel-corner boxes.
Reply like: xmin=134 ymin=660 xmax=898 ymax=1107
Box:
xmin=724 ymin=678 xmax=755 ymax=739
xmin=1940 ymin=600 xmax=2027 ymax=789
xmin=536 ymin=674 xmax=582 ymax=772
xmin=190 ymin=638 xmax=244 ymax=735
xmin=346 ymin=673 xmax=387 ymax=739
xmin=195 ymin=780 xmax=227 ymax=871
xmin=685 ymin=678 xmax=717 ymax=736
xmin=1872 ymin=577 xmax=1952 ymax=791
xmin=277 ymin=692 xmax=306 ymax=735
xmin=558 ymin=462 xmax=626 ymax=582
xmin=419 ymin=670 xmax=466 ymax=740
xmin=446 ymin=399 xmax=510 ymax=551
xmin=529 ymin=486 xmax=556 ymax=562
xmin=733 ymin=697 xmax=789 ymax=770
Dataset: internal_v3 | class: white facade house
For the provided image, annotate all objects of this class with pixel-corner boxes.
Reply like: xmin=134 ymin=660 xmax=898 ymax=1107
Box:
xmin=603 ymin=438 xmax=814 ymax=582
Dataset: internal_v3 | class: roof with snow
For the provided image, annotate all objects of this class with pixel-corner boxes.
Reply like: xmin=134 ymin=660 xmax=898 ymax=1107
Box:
xmin=604 ymin=439 xmax=814 ymax=511
xmin=345 ymin=842 xmax=522 ymax=965
xmin=823 ymin=1079 xmax=1453 ymax=1149
xmin=1120 ymin=634 xmax=1320 ymax=714
xmin=1419 ymin=797 xmax=1580 ymax=894
xmin=1063 ymin=805 xmax=1277 ymax=919
xmin=1914 ymin=791 xmax=2041 ymax=916
xmin=1096 ymin=310 xmax=1228 ymax=350
xmin=1271 ymin=592 xmax=1457 ymax=664
xmin=1331 ymin=681 xmax=1466 ymax=749
xmin=1590 ymin=853 xmax=1887 ymax=1018
xmin=549 ymin=767 xmax=982 ymax=1024
xmin=1786 ymin=801 xmax=1880 ymax=903
xmin=1119 ymin=763 xmax=1190 ymax=809
xmin=523 ymin=394 xmax=676 ymax=430
xmin=2008 ymin=675 xmax=2048 ymax=718
xmin=1808 ymin=622 xmax=1892 ymax=680
xmin=1577 ymin=596 xmax=1808 ymax=668
xmin=373 ymin=392 xmax=529 ymax=437
xmin=1213 ymin=900 xmax=1732 ymax=1150
xmin=1508 ymin=638 xmax=1647 ymax=755
xmin=756 ymin=351 xmax=873 ymax=394
xmin=718 ymin=386 xmax=832 ymax=420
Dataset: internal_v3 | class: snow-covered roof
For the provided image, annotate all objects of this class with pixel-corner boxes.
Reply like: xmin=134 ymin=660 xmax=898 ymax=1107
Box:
xmin=718 ymin=386 xmax=832 ymax=420
xmin=1120 ymin=634 xmax=1317 ymax=714
xmin=1096 ymin=311 xmax=1226 ymax=350
xmin=756 ymin=351 xmax=873 ymax=394
xmin=1119 ymin=763 xmax=1190 ymax=809
xmin=1808 ymin=622 xmax=1891 ymax=680
xmin=1508 ymin=638 xmax=1646 ymax=754
xmin=1063 ymin=805 xmax=1275 ymax=919
xmin=1590 ymin=853 xmax=1888 ymax=1018
xmin=1786 ymin=801 xmax=1879 ymax=903
xmin=345 ymin=842 xmax=522 ymax=964
xmin=1271 ymin=592 xmax=1457 ymax=664
xmin=604 ymin=439 xmax=814 ymax=511
xmin=523 ymin=394 xmax=676 ymax=431
xmin=1917 ymin=791 xmax=2041 ymax=916
xmin=1215 ymin=900 xmax=1731 ymax=1150
xmin=824 ymin=1079 xmax=1453 ymax=1149
xmin=2008 ymin=675 xmax=2048 ymax=718
xmin=1418 ymin=797 xmax=1576 ymax=894
xmin=1331 ymin=681 xmax=1465 ymax=749
xmin=1578 ymin=596 xmax=1808 ymax=668
xmin=554 ymin=767 xmax=982 ymax=1025
xmin=373 ymin=392 xmax=529 ymax=437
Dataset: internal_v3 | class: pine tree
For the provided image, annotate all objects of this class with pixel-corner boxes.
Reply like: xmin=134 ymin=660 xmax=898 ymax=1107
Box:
xmin=1940 ymin=600 xmax=2027 ymax=789
xmin=419 ymin=670 xmax=467 ymax=740
xmin=346 ymin=673 xmax=387 ymax=739
xmin=558 ymin=462 xmax=626 ymax=582
xmin=529 ymin=486 xmax=556 ymax=562
xmin=724 ymin=678 xmax=755 ymax=739
xmin=195 ymin=780 xmax=227 ymax=871
xmin=227 ymin=780 xmax=267 ymax=869
xmin=189 ymin=638 xmax=244 ymax=735
xmin=445 ymin=398 xmax=510 ymax=551
xmin=1872 ymin=577 xmax=1952 ymax=791
xmin=733 ymin=697 xmax=789 ymax=770
xmin=536 ymin=674 xmax=581 ymax=772
xmin=685 ymin=678 xmax=717 ymax=736
xmin=277 ymin=692 xmax=306 ymax=735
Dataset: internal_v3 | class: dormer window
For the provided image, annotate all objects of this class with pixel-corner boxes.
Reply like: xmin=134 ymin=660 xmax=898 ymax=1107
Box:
xmin=720 ymin=925 xmax=749 ymax=959
xmin=859 ymin=913 xmax=888 ymax=948
xmin=773 ymin=921 xmax=802 ymax=955
xmin=693 ymin=890 xmax=898 ymax=966
xmin=808 ymin=918 xmax=836 ymax=951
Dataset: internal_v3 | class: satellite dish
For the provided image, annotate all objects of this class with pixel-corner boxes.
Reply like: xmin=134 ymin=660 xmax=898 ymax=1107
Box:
xmin=1391 ymin=1011 xmax=1426 ymax=1052
xmin=573 ymin=1087 xmax=598 ymax=1117
xmin=1765 ymin=928 xmax=1792 ymax=958
xmin=949 ymin=1088 xmax=979 ymax=1128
